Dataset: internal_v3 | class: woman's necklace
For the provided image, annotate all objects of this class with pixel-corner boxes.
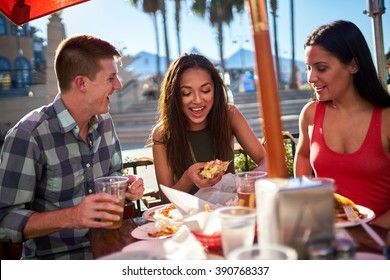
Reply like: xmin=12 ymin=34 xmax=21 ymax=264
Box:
xmin=187 ymin=137 xmax=197 ymax=164
xmin=187 ymin=132 xmax=216 ymax=164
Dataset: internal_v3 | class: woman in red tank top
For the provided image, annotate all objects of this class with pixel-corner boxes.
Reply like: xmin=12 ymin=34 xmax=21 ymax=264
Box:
xmin=294 ymin=20 xmax=390 ymax=229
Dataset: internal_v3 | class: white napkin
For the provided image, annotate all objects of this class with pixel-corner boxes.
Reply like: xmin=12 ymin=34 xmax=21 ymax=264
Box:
xmin=160 ymin=184 xmax=215 ymax=215
xmin=120 ymin=226 xmax=206 ymax=260
xmin=183 ymin=211 xmax=220 ymax=235
xmin=162 ymin=225 xmax=207 ymax=260
xmin=195 ymin=173 xmax=238 ymax=206
xmin=211 ymin=173 xmax=237 ymax=192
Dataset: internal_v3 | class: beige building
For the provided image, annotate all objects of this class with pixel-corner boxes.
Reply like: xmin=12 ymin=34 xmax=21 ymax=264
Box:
xmin=0 ymin=12 xmax=142 ymax=145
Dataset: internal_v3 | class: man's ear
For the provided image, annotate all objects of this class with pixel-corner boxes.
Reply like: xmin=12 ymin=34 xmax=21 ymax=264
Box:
xmin=74 ymin=76 xmax=87 ymax=91
xmin=349 ymin=58 xmax=360 ymax=74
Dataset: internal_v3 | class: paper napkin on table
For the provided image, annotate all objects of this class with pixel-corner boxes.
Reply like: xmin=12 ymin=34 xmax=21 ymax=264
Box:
xmin=183 ymin=211 xmax=220 ymax=235
xmin=119 ymin=226 xmax=206 ymax=260
xmin=194 ymin=173 xmax=238 ymax=206
xmin=162 ymin=225 xmax=207 ymax=260
xmin=211 ymin=173 xmax=236 ymax=192
xmin=160 ymin=184 xmax=215 ymax=216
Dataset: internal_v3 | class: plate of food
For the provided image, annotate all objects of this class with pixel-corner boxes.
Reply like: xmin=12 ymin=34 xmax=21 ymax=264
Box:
xmin=142 ymin=203 xmax=183 ymax=221
xmin=334 ymin=193 xmax=375 ymax=228
xmin=131 ymin=220 xmax=181 ymax=240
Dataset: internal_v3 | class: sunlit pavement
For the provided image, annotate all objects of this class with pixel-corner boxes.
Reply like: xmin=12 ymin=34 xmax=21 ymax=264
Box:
xmin=121 ymin=145 xmax=158 ymax=194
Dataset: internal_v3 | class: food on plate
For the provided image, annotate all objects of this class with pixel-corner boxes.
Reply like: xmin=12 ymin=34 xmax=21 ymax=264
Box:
xmin=334 ymin=193 xmax=365 ymax=222
xmin=147 ymin=204 xmax=178 ymax=220
xmin=204 ymin=204 xmax=212 ymax=212
xmin=147 ymin=215 xmax=182 ymax=238
xmin=200 ymin=159 xmax=231 ymax=179
xmin=147 ymin=226 xmax=179 ymax=238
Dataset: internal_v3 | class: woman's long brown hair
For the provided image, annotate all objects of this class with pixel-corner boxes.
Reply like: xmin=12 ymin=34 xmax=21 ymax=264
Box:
xmin=155 ymin=53 xmax=232 ymax=176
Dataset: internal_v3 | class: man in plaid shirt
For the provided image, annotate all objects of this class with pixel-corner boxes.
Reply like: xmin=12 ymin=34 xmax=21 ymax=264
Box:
xmin=0 ymin=35 xmax=145 ymax=259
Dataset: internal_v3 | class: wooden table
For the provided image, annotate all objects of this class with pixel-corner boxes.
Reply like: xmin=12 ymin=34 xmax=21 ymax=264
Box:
xmin=89 ymin=218 xmax=388 ymax=260
xmin=90 ymin=218 xmax=147 ymax=258
xmin=344 ymin=224 xmax=388 ymax=254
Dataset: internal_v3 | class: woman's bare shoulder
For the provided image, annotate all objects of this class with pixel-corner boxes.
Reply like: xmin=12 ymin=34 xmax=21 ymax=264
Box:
xmin=227 ymin=103 xmax=238 ymax=112
xmin=151 ymin=123 xmax=165 ymax=144
xmin=300 ymin=100 xmax=317 ymax=118
xmin=382 ymin=106 xmax=390 ymax=117
xmin=301 ymin=100 xmax=316 ymax=112
xmin=381 ymin=106 xmax=390 ymax=130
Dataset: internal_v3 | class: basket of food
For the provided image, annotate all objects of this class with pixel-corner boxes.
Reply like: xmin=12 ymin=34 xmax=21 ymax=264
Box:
xmin=192 ymin=231 xmax=222 ymax=249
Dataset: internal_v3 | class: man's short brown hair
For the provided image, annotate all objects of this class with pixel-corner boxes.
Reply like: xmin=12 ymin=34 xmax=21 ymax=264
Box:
xmin=55 ymin=34 xmax=122 ymax=92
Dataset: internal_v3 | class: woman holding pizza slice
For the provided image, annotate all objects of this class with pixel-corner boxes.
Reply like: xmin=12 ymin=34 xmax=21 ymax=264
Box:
xmin=151 ymin=53 xmax=267 ymax=203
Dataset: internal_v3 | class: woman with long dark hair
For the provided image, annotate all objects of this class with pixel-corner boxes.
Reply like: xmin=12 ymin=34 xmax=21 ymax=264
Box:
xmin=151 ymin=53 xmax=266 ymax=202
xmin=295 ymin=20 xmax=390 ymax=229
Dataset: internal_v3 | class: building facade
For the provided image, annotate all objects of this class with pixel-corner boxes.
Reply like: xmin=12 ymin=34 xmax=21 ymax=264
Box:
xmin=0 ymin=14 xmax=46 ymax=98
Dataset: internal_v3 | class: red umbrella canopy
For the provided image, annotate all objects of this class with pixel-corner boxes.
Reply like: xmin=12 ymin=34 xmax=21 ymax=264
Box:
xmin=0 ymin=0 xmax=90 ymax=25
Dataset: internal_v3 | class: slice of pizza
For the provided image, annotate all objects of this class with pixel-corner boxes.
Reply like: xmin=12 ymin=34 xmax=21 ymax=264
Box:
xmin=200 ymin=159 xmax=231 ymax=179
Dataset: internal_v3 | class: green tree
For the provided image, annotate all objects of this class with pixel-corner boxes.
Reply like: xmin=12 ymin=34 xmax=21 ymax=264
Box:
xmin=270 ymin=0 xmax=282 ymax=87
xmin=191 ymin=0 xmax=245 ymax=73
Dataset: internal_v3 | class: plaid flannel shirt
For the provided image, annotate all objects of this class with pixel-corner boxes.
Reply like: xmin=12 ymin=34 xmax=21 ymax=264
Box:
xmin=0 ymin=94 xmax=123 ymax=259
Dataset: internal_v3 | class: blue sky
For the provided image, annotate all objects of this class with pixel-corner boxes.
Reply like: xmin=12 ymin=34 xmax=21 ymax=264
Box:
xmin=29 ymin=0 xmax=389 ymax=62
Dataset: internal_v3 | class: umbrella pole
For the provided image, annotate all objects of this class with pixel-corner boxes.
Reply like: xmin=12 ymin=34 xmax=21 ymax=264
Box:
xmin=364 ymin=0 xmax=387 ymax=86
xmin=247 ymin=0 xmax=288 ymax=178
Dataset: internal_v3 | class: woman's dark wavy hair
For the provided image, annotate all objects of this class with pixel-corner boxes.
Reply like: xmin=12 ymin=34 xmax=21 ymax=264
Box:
xmin=304 ymin=20 xmax=390 ymax=106
xmin=155 ymin=53 xmax=231 ymax=176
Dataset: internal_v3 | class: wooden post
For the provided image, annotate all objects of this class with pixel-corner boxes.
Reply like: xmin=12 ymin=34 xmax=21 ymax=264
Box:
xmin=247 ymin=0 xmax=288 ymax=178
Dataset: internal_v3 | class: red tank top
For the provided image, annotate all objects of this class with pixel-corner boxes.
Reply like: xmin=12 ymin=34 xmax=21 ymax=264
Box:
xmin=310 ymin=102 xmax=390 ymax=217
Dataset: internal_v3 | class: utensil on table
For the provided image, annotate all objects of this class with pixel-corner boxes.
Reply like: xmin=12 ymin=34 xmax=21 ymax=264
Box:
xmin=343 ymin=205 xmax=386 ymax=254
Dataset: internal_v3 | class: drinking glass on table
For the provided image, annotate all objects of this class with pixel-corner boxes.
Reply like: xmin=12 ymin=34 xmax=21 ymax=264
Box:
xmin=235 ymin=171 xmax=267 ymax=208
xmin=227 ymin=244 xmax=298 ymax=260
xmin=216 ymin=206 xmax=256 ymax=258
xmin=94 ymin=176 xmax=129 ymax=229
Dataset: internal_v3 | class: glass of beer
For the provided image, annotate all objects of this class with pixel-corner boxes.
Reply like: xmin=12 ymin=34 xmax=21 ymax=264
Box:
xmin=94 ymin=176 xmax=129 ymax=229
xmin=235 ymin=171 xmax=267 ymax=208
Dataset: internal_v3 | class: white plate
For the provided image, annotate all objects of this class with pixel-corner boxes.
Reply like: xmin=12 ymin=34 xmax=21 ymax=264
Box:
xmin=142 ymin=203 xmax=183 ymax=221
xmin=335 ymin=205 xmax=375 ymax=228
xmin=131 ymin=222 xmax=176 ymax=240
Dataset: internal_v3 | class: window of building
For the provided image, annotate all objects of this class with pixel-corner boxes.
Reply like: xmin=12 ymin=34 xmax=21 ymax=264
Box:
xmin=0 ymin=57 xmax=11 ymax=89
xmin=0 ymin=15 xmax=6 ymax=35
xmin=14 ymin=57 xmax=30 ymax=88
xmin=10 ymin=24 xmax=28 ymax=36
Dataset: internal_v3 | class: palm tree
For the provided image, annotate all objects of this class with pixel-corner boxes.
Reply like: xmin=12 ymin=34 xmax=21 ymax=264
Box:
xmin=160 ymin=0 xmax=171 ymax=69
xmin=129 ymin=0 xmax=162 ymax=85
xmin=174 ymin=0 xmax=182 ymax=56
xmin=270 ymin=0 xmax=282 ymax=88
xmin=288 ymin=0 xmax=298 ymax=89
xmin=191 ymin=0 xmax=245 ymax=73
